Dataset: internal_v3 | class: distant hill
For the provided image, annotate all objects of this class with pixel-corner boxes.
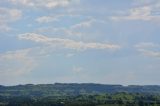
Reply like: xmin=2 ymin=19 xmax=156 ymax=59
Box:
xmin=0 ymin=83 xmax=160 ymax=97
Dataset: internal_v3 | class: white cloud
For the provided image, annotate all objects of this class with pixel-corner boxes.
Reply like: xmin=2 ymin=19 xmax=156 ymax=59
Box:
xmin=135 ymin=42 xmax=159 ymax=48
xmin=111 ymin=1 xmax=160 ymax=21
xmin=70 ymin=18 xmax=105 ymax=29
xmin=71 ymin=19 xmax=95 ymax=29
xmin=35 ymin=14 xmax=80 ymax=24
xmin=18 ymin=33 xmax=121 ymax=51
xmin=35 ymin=18 xmax=105 ymax=39
xmin=111 ymin=6 xmax=153 ymax=21
xmin=0 ymin=7 xmax=22 ymax=24
xmin=0 ymin=7 xmax=22 ymax=32
xmin=34 ymin=26 xmax=84 ymax=39
xmin=72 ymin=66 xmax=84 ymax=73
xmin=135 ymin=42 xmax=160 ymax=58
xmin=0 ymin=45 xmax=64 ymax=81
xmin=138 ymin=49 xmax=160 ymax=58
xmin=0 ymin=49 xmax=37 ymax=77
xmin=9 ymin=0 xmax=78 ymax=9
xmin=66 ymin=53 xmax=75 ymax=58
xmin=133 ymin=0 xmax=157 ymax=6
xmin=0 ymin=25 xmax=12 ymax=32
xmin=36 ymin=16 xmax=60 ymax=23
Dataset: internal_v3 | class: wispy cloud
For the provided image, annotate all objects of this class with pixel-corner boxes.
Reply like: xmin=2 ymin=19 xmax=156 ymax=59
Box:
xmin=71 ymin=18 xmax=95 ymax=29
xmin=135 ymin=42 xmax=160 ymax=58
xmin=9 ymin=0 xmax=79 ymax=9
xmin=0 ymin=8 xmax=22 ymax=23
xmin=111 ymin=1 xmax=160 ymax=21
xmin=111 ymin=6 xmax=152 ymax=21
xmin=63 ymin=18 xmax=98 ymax=38
xmin=35 ymin=17 xmax=105 ymax=39
xmin=133 ymin=0 xmax=157 ymax=6
xmin=135 ymin=42 xmax=159 ymax=48
xmin=36 ymin=15 xmax=62 ymax=23
xmin=72 ymin=66 xmax=84 ymax=73
xmin=18 ymin=33 xmax=121 ymax=51
xmin=35 ymin=14 xmax=82 ymax=24
xmin=138 ymin=49 xmax=160 ymax=58
xmin=0 ymin=49 xmax=37 ymax=77
xmin=0 ymin=25 xmax=12 ymax=32
xmin=0 ymin=7 xmax=22 ymax=32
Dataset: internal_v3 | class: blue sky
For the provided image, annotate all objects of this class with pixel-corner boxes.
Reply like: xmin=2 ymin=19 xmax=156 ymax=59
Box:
xmin=0 ymin=0 xmax=160 ymax=85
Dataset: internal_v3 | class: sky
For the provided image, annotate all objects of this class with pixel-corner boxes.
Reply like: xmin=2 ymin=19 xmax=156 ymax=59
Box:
xmin=0 ymin=0 xmax=160 ymax=85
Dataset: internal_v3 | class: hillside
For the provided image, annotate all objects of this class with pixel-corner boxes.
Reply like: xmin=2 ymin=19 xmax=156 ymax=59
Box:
xmin=0 ymin=83 xmax=160 ymax=97
xmin=1 ymin=83 xmax=160 ymax=106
